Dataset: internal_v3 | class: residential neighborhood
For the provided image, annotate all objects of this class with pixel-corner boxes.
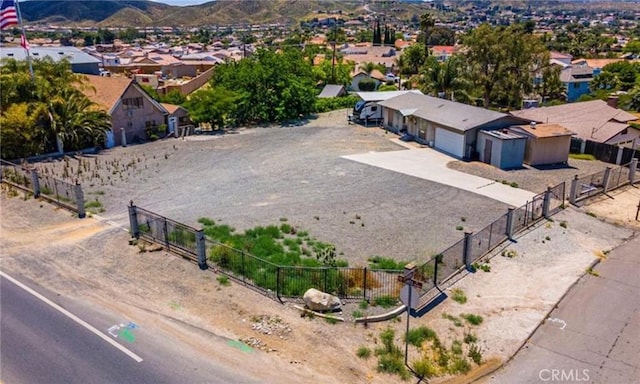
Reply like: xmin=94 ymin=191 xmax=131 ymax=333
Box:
xmin=1 ymin=1 xmax=639 ymax=384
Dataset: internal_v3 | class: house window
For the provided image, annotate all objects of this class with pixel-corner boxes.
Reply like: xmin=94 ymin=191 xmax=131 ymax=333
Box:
xmin=123 ymin=97 xmax=143 ymax=110
xmin=371 ymin=106 xmax=378 ymax=112
xmin=573 ymin=83 xmax=580 ymax=89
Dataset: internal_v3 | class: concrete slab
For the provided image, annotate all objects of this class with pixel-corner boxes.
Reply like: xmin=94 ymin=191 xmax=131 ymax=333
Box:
xmin=342 ymin=148 xmax=536 ymax=207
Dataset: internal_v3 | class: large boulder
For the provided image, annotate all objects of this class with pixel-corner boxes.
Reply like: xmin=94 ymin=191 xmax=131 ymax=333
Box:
xmin=303 ymin=288 xmax=342 ymax=312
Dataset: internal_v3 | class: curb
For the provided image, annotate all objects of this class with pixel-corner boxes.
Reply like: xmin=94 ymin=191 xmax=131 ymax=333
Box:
xmin=354 ymin=304 xmax=406 ymax=324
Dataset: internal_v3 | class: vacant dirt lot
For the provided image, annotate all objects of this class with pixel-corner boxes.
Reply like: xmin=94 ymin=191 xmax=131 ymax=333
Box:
xmin=30 ymin=114 xmax=513 ymax=265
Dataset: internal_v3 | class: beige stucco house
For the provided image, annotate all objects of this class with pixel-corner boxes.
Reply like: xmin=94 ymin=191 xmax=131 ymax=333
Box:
xmin=81 ymin=75 xmax=168 ymax=147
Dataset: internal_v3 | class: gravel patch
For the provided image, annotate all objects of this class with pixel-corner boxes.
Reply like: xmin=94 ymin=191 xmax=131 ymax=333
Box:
xmin=447 ymin=158 xmax=613 ymax=194
xmin=30 ymin=112 xmax=511 ymax=265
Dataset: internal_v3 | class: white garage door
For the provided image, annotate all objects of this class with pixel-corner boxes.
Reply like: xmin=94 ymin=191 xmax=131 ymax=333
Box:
xmin=435 ymin=128 xmax=465 ymax=158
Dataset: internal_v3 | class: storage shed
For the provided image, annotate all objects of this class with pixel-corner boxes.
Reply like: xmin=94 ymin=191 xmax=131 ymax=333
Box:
xmin=477 ymin=130 xmax=527 ymax=169
xmin=509 ymin=123 xmax=573 ymax=166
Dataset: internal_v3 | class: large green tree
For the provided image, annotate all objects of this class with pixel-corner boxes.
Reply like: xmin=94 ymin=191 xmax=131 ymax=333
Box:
xmin=209 ymin=48 xmax=317 ymax=124
xmin=0 ymin=58 xmax=111 ymax=158
xmin=461 ymin=23 xmax=547 ymax=109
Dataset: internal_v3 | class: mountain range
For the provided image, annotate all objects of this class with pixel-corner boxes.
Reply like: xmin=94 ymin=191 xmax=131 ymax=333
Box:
xmin=19 ymin=0 xmax=372 ymax=27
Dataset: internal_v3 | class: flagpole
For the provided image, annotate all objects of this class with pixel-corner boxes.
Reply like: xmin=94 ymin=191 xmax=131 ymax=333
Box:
xmin=14 ymin=0 xmax=33 ymax=78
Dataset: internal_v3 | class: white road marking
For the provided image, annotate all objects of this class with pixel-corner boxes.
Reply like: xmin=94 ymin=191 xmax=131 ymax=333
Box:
xmin=0 ymin=270 xmax=143 ymax=363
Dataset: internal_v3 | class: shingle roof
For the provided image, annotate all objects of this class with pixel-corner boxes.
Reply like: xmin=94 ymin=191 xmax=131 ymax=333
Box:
xmin=510 ymin=100 xmax=638 ymax=143
xmin=81 ymin=75 xmax=133 ymax=112
xmin=378 ymin=93 xmax=513 ymax=131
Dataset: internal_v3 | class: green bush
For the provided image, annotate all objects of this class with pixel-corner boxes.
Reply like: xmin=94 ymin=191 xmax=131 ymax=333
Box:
xmin=468 ymin=343 xmax=483 ymax=364
xmin=411 ymin=359 xmax=437 ymax=379
xmin=451 ymin=288 xmax=467 ymax=304
xmin=358 ymin=78 xmax=377 ymax=91
xmin=373 ymin=295 xmax=398 ymax=308
xmin=217 ymin=275 xmax=231 ymax=286
xmin=313 ymin=95 xmax=360 ymax=113
xmin=405 ymin=326 xmax=437 ymax=347
xmin=368 ymin=256 xmax=407 ymax=270
xmin=462 ymin=313 xmax=484 ymax=325
xmin=356 ymin=346 xmax=372 ymax=359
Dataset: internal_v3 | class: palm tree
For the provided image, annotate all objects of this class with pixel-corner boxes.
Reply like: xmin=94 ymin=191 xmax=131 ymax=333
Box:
xmin=420 ymin=13 xmax=435 ymax=51
xmin=420 ymin=56 xmax=471 ymax=103
xmin=359 ymin=61 xmax=379 ymax=77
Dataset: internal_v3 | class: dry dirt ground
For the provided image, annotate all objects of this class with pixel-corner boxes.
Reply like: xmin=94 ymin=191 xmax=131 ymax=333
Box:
xmin=2 ymin=110 xmax=639 ymax=383
xmin=1 ymin=182 xmax=636 ymax=384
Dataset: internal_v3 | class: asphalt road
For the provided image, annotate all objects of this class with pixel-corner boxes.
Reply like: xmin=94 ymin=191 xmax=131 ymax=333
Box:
xmin=0 ymin=272 xmax=259 ymax=384
xmin=484 ymin=233 xmax=640 ymax=384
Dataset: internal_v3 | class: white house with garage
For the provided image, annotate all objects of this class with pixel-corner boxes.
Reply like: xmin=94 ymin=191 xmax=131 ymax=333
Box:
xmin=377 ymin=93 xmax=530 ymax=159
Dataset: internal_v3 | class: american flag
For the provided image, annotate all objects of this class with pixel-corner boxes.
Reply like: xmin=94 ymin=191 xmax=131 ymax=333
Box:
xmin=0 ymin=0 xmax=19 ymax=30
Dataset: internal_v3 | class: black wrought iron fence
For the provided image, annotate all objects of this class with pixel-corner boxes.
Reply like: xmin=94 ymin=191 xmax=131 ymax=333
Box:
xmin=608 ymin=164 xmax=631 ymax=190
xmin=575 ymin=169 xmax=606 ymax=201
xmin=37 ymin=173 xmax=76 ymax=208
xmin=470 ymin=213 xmax=508 ymax=263
xmin=547 ymin=182 xmax=565 ymax=214
xmin=135 ymin=206 xmax=200 ymax=257
xmin=0 ymin=160 xmax=31 ymax=189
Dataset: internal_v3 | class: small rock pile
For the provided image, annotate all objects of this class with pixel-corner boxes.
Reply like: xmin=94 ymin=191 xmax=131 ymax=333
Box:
xmin=250 ymin=315 xmax=292 ymax=340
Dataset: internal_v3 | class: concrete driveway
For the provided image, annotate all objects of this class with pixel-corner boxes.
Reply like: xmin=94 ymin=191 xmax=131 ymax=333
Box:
xmin=484 ymin=233 xmax=640 ymax=384
xmin=343 ymin=146 xmax=536 ymax=207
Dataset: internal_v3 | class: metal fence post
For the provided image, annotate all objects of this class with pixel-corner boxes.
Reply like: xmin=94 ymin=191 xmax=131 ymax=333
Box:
xmin=241 ymin=251 xmax=246 ymax=284
xmin=629 ymin=158 xmax=638 ymax=184
xmin=276 ymin=267 xmax=282 ymax=303
xmin=30 ymin=168 xmax=40 ymax=198
xmin=128 ymin=201 xmax=139 ymax=238
xmin=433 ymin=257 xmax=439 ymax=286
xmin=463 ymin=231 xmax=473 ymax=271
xmin=74 ymin=182 xmax=85 ymax=218
xmin=602 ymin=167 xmax=612 ymax=193
xmin=323 ymin=268 xmax=328 ymax=293
xmin=363 ymin=267 xmax=368 ymax=302
xmin=569 ymin=175 xmax=579 ymax=205
xmin=163 ymin=218 xmax=169 ymax=248
xmin=196 ymin=229 xmax=207 ymax=270
xmin=506 ymin=207 xmax=515 ymax=241
xmin=542 ymin=186 xmax=552 ymax=219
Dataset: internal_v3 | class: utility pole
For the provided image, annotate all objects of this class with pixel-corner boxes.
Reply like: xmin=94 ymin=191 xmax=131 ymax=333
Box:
xmin=398 ymin=263 xmax=421 ymax=370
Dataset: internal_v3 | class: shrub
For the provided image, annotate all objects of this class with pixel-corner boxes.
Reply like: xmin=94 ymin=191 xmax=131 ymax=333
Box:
xmin=451 ymin=288 xmax=467 ymax=304
xmin=468 ymin=343 xmax=483 ymax=365
xmin=359 ymin=300 xmax=369 ymax=310
xmin=373 ymin=295 xmax=397 ymax=308
xmin=451 ymin=340 xmax=463 ymax=355
xmin=456 ymin=225 xmax=464 ymax=231
xmin=217 ymin=275 xmax=231 ymax=286
xmin=313 ymin=95 xmax=360 ymax=113
xmin=449 ymin=356 xmax=471 ymax=374
xmin=411 ymin=359 xmax=437 ymax=379
xmin=358 ymin=78 xmax=377 ymax=91
xmin=352 ymin=310 xmax=364 ymax=319
xmin=442 ymin=313 xmax=463 ymax=327
xmin=463 ymin=332 xmax=477 ymax=344
xmin=198 ymin=217 xmax=215 ymax=226
xmin=559 ymin=221 xmax=568 ymax=228
xmin=325 ymin=316 xmax=338 ymax=325
xmin=356 ymin=346 xmax=372 ymax=359
xmin=462 ymin=313 xmax=484 ymax=326
xmin=280 ymin=223 xmax=292 ymax=234
xmin=405 ymin=326 xmax=437 ymax=347
xmin=368 ymin=256 xmax=407 ymax=270
xmin=510 ymin=182 xmax=519 ymax=188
